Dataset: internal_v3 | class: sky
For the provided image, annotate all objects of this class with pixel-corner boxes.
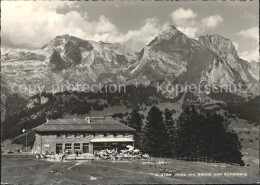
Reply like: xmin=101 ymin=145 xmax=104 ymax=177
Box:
xmin=2 ymin=1 xmax=259 ymax=62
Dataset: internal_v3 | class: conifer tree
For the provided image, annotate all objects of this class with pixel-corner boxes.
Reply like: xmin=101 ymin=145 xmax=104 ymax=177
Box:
xmin=127 ymin=109 xmax=143 ymax=149
xmin=142 ymin=106 xmax=170 ymax=157
xmin=164 ymin=108 xmax=174 ymax=130
xmin=164 ymin=108 xmax=175 ymax=155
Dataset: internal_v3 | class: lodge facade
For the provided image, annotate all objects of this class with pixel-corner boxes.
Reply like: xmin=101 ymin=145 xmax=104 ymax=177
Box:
xmin=32 ymin=117 xmax=135 ymax=155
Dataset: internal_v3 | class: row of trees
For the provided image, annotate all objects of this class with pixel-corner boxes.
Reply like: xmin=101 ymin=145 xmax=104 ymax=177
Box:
xmin=126 ymin=105 xmax=244 ymax=165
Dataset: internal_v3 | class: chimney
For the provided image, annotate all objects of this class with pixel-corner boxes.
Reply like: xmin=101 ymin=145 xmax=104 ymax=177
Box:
xmin=85 ymin=117 xmax=91 ymax=123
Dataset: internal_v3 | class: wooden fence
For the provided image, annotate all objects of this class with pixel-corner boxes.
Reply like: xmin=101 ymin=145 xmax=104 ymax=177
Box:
xmin=174 ymin=156 xmax=240 ymax=166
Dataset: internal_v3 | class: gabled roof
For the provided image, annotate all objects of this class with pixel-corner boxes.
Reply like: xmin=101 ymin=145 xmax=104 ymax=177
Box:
xmin=34 ymin=118 xmax=135 ymax=132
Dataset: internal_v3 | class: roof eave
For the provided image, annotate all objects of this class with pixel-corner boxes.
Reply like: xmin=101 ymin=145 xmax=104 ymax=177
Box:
xmin=33 ymin=129 xmax=135 ymax=132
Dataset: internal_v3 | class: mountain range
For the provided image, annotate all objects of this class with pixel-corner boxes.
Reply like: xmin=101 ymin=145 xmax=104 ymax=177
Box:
xmin=1 ymin=25 xmax=259 ymax=121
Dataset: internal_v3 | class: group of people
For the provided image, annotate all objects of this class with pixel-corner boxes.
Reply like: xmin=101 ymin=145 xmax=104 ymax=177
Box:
xmin=94 ymin=146 xmax=149 ymax=160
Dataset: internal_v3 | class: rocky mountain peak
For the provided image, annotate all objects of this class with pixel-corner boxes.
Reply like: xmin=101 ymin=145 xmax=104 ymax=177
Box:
xmin=42 ymin=34 xmax=93 ymax=52
xmin=51 ymin=34 xmax=70 ymax=48
xmin=156 ymin=25 xmax=181 ymax=41
xmin=199 ymin=34 xmax=238 ymax=58
xmin=146 ymin=25 xmax=196 ymax=53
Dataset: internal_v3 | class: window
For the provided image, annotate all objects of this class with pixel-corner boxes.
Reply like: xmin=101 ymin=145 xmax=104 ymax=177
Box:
xmin=75 ymin=133 xmax=81 ymax=138
xmin=83 ymin=143 xmax=89 ymax=153
xmin=104 ymin=133 xmax=107 ymax=137
xmin=65 ymin=143 xmax=72 ymax=150
xmin=74 ymin=143 xmax=80 ymax=150
xmin=56 ymin=144 xmax=63 ymax=154
xmin=66 ymin=133 xmax=73 ymax=138
xmin=113 ymin=133 xmax=117 ymax=137
xmin=123 ymin=132 xmax=129 ymax=137
xmin=94 ymin=132 xmax=103 ymax=137
xmin=57 ymin=133 xmax=62 ymax=138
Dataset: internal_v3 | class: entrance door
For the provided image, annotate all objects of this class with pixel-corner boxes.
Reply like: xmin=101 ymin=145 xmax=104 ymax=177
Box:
xmin=56 ymin=143 xmax=63 ymax=154
xmin=83 ymin=143 xmax=89 ymax=153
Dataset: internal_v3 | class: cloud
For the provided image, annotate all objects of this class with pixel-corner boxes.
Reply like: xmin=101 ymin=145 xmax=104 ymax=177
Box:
xmin=90 ymin=18 xmax=162 ymax=50
xmin=170 ymin=8 xmax=197 ymax=25
xmin=169 ymin=9 xmax=223 ymax=39
xmin=169 ymin=8 xmax=200 ymax=39
xmin=113 ymin=18 xmax=162 ymax=50
xmin=2 ymin=1 xmax=91 ymax=49
xmin=2 ymin=1 xmax=162 ymax=52
xmin=201 ymin=15 xmax=223 ymax=29
xmin=240 ymin=49 xmax=259 ymax=62
xmin=177 ymin=26 xmax=199 ymax=39
xmin=237 ymin=27 xmax=259 ymax=62
xmin=237 ymin=26 xmax=259 ymax=42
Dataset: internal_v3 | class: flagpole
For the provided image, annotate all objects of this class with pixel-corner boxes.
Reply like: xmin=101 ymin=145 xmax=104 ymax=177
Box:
xmin=26 ymin=131 xmax=27 ymax=153
xmin=22 ymin=129 xmax=27 ymax=153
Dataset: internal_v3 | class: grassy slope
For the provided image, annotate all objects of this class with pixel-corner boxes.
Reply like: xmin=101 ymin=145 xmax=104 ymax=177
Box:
xmin=229 ymin=118 xmax=259 ymax=167
xmin=1 ymin=155 xmax=259 ymax=184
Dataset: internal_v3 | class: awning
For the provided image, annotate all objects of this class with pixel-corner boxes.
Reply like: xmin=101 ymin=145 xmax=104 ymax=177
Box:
xmin=90 ymin=138 xmax=134 ymax=143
